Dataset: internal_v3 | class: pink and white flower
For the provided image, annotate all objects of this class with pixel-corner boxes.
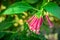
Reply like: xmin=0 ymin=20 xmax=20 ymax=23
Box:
xmin=26 ymin=14 xmax=54 ymax=34
xmin=27 ymin=15 xmax=43 ymax=34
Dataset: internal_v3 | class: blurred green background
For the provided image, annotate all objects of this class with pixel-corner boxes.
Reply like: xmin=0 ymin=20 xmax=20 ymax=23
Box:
xmin=0 ymin=0 xmax=60 ymax=40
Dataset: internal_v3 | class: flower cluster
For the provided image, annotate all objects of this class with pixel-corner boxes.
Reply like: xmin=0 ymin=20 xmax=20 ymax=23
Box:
xmin=26 ymin=15 xmax=54 ymax=34
xmin=26 ymin=15 xmax=43 ymax=34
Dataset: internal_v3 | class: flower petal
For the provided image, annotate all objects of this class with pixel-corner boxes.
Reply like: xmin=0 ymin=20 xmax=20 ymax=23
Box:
xmin=32 ymin=18 xmax=38 ymax=32
xmin=27 ymin=15 xmax=35 ymax=23
xmin=29 ymin=16 xmax=37 ymax=26
xmin=36 ymin=16 xmax=43 ymax=34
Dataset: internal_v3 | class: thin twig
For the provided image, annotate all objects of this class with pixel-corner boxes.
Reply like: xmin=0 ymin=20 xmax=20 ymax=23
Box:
xmin=0 ymin=31 xmax=17 ymax=33
xmin=32 ymin=8 xmax=40 ymax=11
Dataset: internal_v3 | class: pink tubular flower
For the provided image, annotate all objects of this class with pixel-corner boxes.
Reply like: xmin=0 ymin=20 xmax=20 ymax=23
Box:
xmin=27 ymin=15 xmax=43 ymax=34
xmin=29 ymin=16 xmax=37 ymax=26
xmin=45 ymin=15 xmax=54 ymax=28
xmin=26 ymin=13 xmax=54 ymax=34
xmin=27 ymin=15 xmax=38 ymax=31
xmin=29 ymin=17 xmax=37 ymax=31
xmin=36 ymin=16 xmax=43 ymax=34
xmin=32 ymin=18 xmax=38 ymax=32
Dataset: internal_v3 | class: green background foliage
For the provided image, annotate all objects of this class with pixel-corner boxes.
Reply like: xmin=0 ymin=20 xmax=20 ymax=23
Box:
xmin=0 ymin=0 xmax=60 ymax=40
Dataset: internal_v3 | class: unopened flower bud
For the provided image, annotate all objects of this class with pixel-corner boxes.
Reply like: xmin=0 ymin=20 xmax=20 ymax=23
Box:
xmin=46 ymin=15 xmax=54 ymax=28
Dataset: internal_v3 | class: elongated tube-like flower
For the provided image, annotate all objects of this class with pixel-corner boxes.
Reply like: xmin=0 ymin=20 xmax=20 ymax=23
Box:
xmin=29 ymin=17 xmax=37 ymax=31
xmin=32 ymin=18 xmax=38 ymax=32
xmin=29 ymin=16 xmax=37 ymax=26
xmin=45 ymin=15 xmax=54 ymax=28
xmin=36 ymin=16 xmax=43 ymax=34
xmin=27 ymin=15 xmax=37 ymax=31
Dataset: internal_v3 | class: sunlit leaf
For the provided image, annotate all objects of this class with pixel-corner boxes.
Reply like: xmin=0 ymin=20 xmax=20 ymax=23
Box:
xmin=3 ymin=2 xmax=33 ymax=15
xmin=44 ymin=2 xmax=60 ymax=19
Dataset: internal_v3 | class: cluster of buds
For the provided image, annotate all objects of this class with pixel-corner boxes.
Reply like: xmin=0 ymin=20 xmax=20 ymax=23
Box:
xmin=26 ymin=14 xmax=54 ymax=34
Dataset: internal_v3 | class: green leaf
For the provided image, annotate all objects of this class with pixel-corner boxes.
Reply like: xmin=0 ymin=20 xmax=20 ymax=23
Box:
xmin=0 ymin=15 xmax=13 ymax=31
xmin=44 ymin=2 xmax=60 ymax=19
xmin=0 ymin=21 xmax=13 ymax=31
xmin=3 ymin=2 xmax=33 ymax=15
xmin=26 ymin=0 xmax=38 ymax=4
xmin=9 ymin=33 xmax=18 ymax=40
xmin=24 ymin=22 xmax=29 ymax=31
xmin=0 ymin=32 xmax=5 ymax=39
